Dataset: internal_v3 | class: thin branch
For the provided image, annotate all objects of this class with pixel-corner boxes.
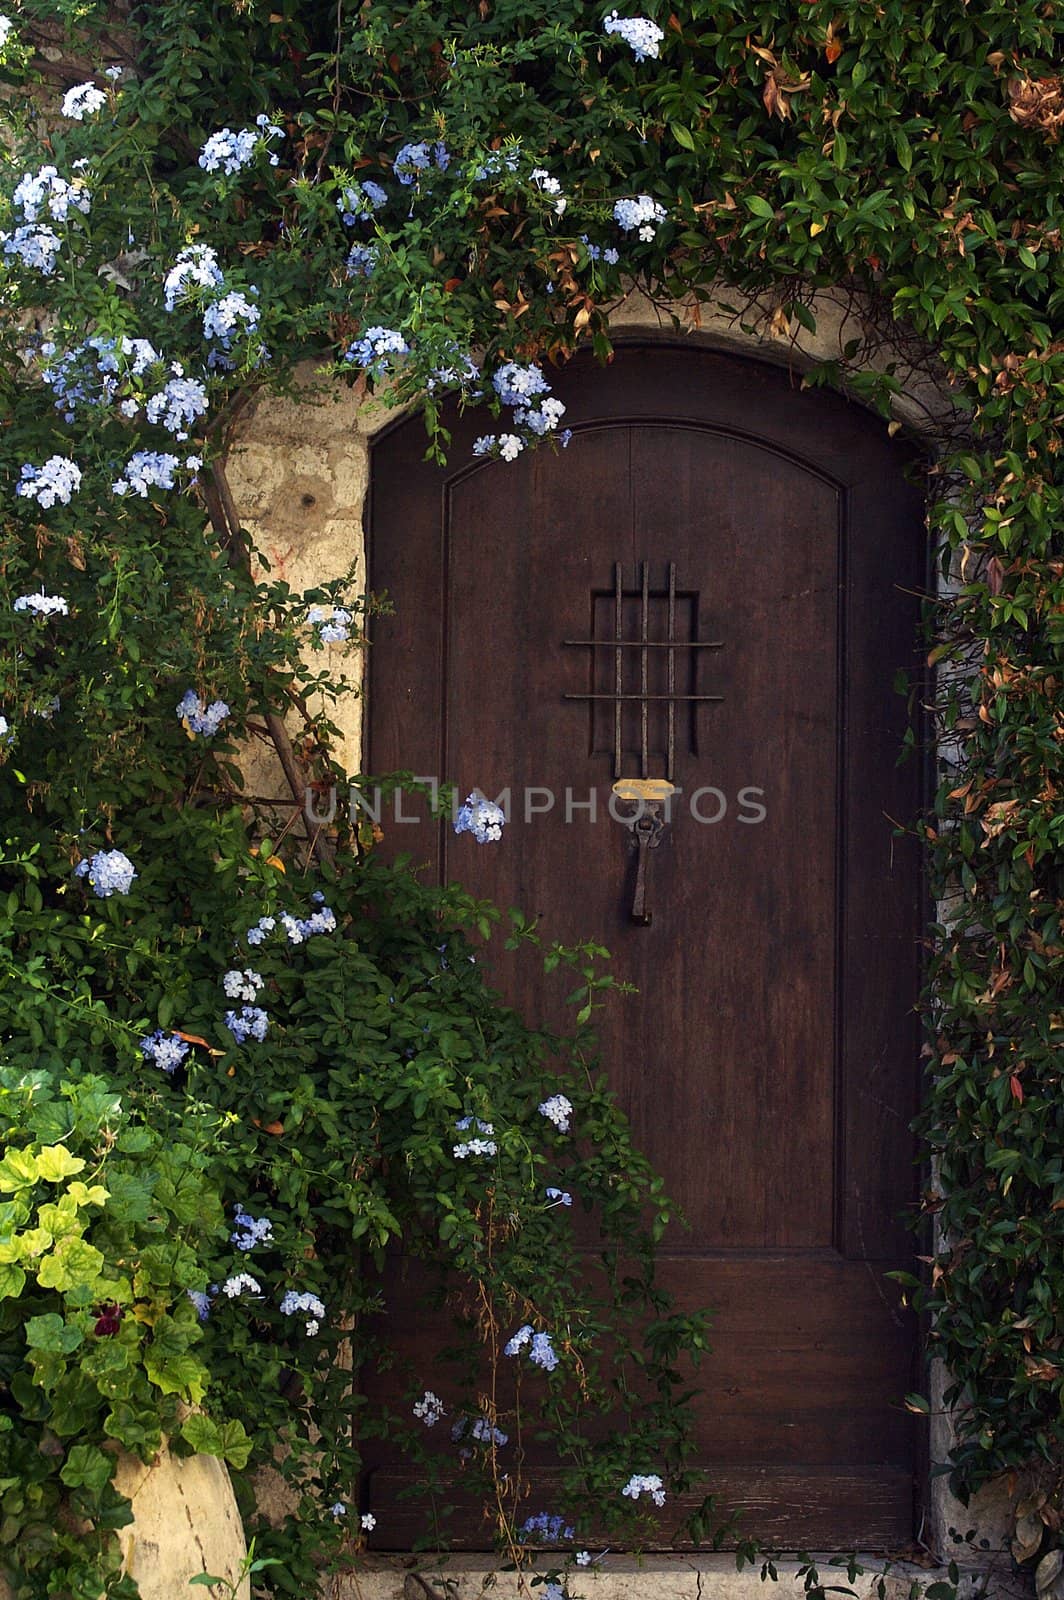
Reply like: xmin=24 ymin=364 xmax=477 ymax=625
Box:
xmin=203 ymin=461 xmax=335 ymax=866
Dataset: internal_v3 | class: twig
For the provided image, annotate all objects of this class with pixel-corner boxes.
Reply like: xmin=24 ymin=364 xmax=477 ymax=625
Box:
xmin=202 ymin=461 xmax=335 ymax=865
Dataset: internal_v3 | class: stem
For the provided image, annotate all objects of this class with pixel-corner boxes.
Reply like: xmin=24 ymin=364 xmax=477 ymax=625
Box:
xmin=202 ymin=462 xmax=335 ymax=867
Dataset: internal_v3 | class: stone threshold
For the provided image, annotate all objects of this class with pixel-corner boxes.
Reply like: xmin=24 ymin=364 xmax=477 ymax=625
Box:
xmin=327 ymin=1553 xmax=1020 ymax=1600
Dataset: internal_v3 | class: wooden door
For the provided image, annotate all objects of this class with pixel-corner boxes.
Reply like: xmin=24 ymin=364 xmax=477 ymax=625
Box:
xmin=366 ymin=345 xmax=925 ymax=1549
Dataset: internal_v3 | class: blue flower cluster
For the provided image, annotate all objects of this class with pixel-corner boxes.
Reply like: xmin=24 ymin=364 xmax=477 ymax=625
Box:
xmin=545 ymin=1186 xmax=573 ymax=1206
xmin=539 ymin=1094 xmax=573 ymax=1133
xmin=336 ymin=179 xmax=388 ymax=224
xmin=504 ymin=1324 xmax=560 ymax=1372
xmin=471 ymin=1417 xmax=509 ymax=1446
xmin=199 ymin=115 xmax=283 ymax=175
xmin=74 ymin=849 xmax=137 ymax=898
xmin=345 ymin=243 xmax=377 ymax=278
xmin=163 ymin=243 xmax=225 ymax=311
xmin=145 ymin=373 xmax=209 ymax=439
xmin=113 ymin=450 xmax=200 ymax=497
xmin=222 ymin=1272 xmax=262 ymax=1299
xmin=613 ymin=193 xmax=668 ymax=241
xmin=393 ymin=140 xmax=449 ymax=185
xmin=344 ymin=325 xmax=410 ymax=377
xmin=280 ymin=1288 xmax=325 ymax=1335
xmin=2 ymin=224 xmax=62 ymax=274
xmin=13 ymin=164 xmax=91 ymax=224
xmin=222 ymin=967 xmax=263 ymax=1002
xmin=520 ymin=1512 xmax=575 ymax=1542
xmin=474 ymin=362 xmax=569 ymax=461
xmin=202 ymin=290 xmax=261 ymax=366
xmin=16 ymin=456 xmax=82 ymax=508
xmin=580 ymin=234 xmax=620 ymax=265
xmin=187 ymin=1288 xmax=214 ymax=1322
xmin=139 ymin=1029 xmax=190 ymax=1075
xmin=13 ymin=591 xmax=69 ymax=617
xmin=454 ymin=790 xmax=506 ymax=843
xmin=224 ymin=1004 xmax=269 ymax=1043
xmin=230 ymin=1203 xmax=274 ymax=1250
xmin=176 ymin=689 xmax=230 ymax=737
xmin=471 ymin=147 xmax=522 ymax=182
xmin=62 ymin=82 xmax=108 ymax=119
xmin=413 ymin=1390 xmax=445 ymax=1425
xmin=621 ymin=1472 xmax=666 ymax=1505
xmin=453 ymin=1116 xmax=497 ymax=1159
xmin=603 ymin=11 xmax=664 ymax=62
xmin=308 ymin=605 xmax=352 ymax=644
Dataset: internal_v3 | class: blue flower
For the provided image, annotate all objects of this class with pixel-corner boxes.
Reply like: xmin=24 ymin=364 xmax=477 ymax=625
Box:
xmin=1 ymin=224 xmax=63 ymax=274
xmin=621 ymin=1472 xmax=666 ymax=1505
xmin=139 ymin=1029 xmax=190 ymax=1074
xmin=198 ymin=117 xmax=282 ymax=175
xmin=344 ymin=326 xmax=410 ymax=374
xmin=12 ymin=165 xmax=91 ymax=224
xmin=75 ymin=849 xmax=137 ymax=898
xmin=337 ymin=180 xmax=388 ymax=224
xmin=546 ymin=1187 xmax=573 ymax=1207
xmin=612 ymin=194 xmax=667 ymax=241
xmin=163 ymin=243 xmax=224 ymax=311
xmin=177 ymin=689 xmax=230 ymax=737
xmin=603 ymin=11 xmax=664 ymax=62
xmin=187 ymin=1288 xmax=214 ymax=1322
xmin=520 ymin=1512 xmax=574 ymax=1542
xmin=145 ymin=374 xmax=209 ymax=439
xmin=224 ymin=1005 xmax=269 ymax=1043
xmin=13 ymin=590 xmax=69 ymax=616
xmin=280 ymin=1288 xmax=325 ymax=1334
xmin=230 ymin=1203 xmax=274 ymax=1250
xmin=16 ymin=457 xmax=81 ymax=508
xmin=61 ymin=82 xmax=108 ymax=119
xmin=492 ymin=360 xmax=550 ymax=407
xmin=454 ymin=790 xmax=505 ymax=843
xmin=113 ymin=451 xmax=182 ymax=497
xmin=393 ymin=140 xmax=449 ymax=185
xmin=539 ymin=1094 xmax=573 ymax=1132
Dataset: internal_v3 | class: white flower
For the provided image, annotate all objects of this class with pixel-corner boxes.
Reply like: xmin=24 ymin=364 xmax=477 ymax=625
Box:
xmin=61 ymin=82 xmax=108 ymax=120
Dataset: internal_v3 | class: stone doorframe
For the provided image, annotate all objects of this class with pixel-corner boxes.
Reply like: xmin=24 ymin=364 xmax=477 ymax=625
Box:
xmin=227 ymin=284 xmax=1023 ymax=1598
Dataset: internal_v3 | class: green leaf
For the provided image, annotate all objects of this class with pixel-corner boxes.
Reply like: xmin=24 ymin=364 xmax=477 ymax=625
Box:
xmin=36 ymin=1235 xmax=105 ymax=1292
xmin=745 ymin=195 xmax=776 ymax=219
xmin=144 ymin=1350 xmax=209 ymax=1404
xmin=0 ymin=1149 xmax=40 ymax=1191
xmin=0 ymin=1262 xmax=27 ymax=1300
xmin=35 ymin=1145 xmax=87 ymax=1183
xmin=60 ymin=1443 xmax=114 ymax=1498
xmin=24 ymin=1313 xmax=83 ymax=1354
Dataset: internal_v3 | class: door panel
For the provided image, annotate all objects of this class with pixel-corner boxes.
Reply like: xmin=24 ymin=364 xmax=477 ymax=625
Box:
xmin=365 ymin=345 xmax=925 ymax=1548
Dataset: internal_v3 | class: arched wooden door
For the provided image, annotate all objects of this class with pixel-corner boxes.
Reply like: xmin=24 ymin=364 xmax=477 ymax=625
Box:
xmin=366 ymin=345 xmax=926 ymax=1549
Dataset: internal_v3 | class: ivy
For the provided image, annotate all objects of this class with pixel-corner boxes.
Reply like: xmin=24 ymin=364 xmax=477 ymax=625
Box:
xmin=0 ymin=0 xmax=1062 ymax=1590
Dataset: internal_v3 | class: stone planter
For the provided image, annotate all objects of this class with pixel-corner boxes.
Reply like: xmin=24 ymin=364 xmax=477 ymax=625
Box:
xmin=0 ymin=1444 xmax=250 ymax=1600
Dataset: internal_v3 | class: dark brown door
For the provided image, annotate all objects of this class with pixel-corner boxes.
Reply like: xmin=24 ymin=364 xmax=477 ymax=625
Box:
xmin=367 ymin=345 xmax=925 ymax=1549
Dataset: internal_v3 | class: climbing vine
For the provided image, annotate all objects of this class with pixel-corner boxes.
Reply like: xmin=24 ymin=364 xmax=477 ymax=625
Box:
xmin=0 ymin=0 xmax=1063 ymax=1592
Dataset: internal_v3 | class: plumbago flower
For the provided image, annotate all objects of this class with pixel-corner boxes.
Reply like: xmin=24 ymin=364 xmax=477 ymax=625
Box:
xmin=413 ymin=1390 xmax=445 ymax=1425
xmin=199 ymin=114 xmax=283 ymax=175
xmin=176 ymin=689 xmax=230 ymax=736
xmin=16 ymin=457 xmax=81 ymax=508
xmin=621 ymin=1472 xmax=666 ymax=1506
xmin=139 ymin=1030 xmax=190 ymax=1074
xmin=344 ymin=325 xmax=410 ymax=377
xmin=13 ymin=591 xmax=69 ymax=617
xmin=504 ymin=1324 xmax=560 ymax=1371
xmin=61 ymin=82 xmax=109 ymax=120
xmin=613 ymin=193 xmax=668 ymax=241
xmin=473 ymin=361 xmax=569 ymax=462
xmin=280 ymin=1289 xmax=326 ymax=1335
xmin=454 ymin=790 xmax=506 ymax=843
xmin=603 ymin=11 xmax=664 ymax=62
xmin=230 ymin=1203 xmax=273 ymax=1249
xmin=308 ymin=605 xmax=352 ymax=643
xmin=74 ymin=850 xmax=137 ymax=897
